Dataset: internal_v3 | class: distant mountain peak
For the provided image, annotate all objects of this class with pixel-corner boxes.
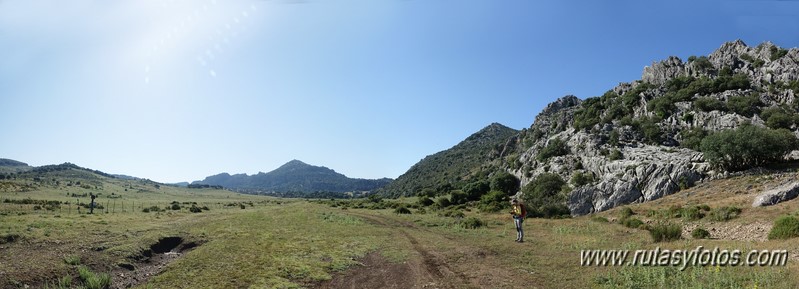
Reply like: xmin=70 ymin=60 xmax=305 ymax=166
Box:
xmin=194 ymin=160 xmax=391 ymax=194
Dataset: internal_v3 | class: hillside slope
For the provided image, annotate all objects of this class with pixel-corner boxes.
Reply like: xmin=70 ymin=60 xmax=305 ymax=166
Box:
xmin=378 ymin=123 xmax=519 ymax=198
xmin=194 ymin=160 xmax=392 ymax=194
xmin=503 ymin=40 xmax=799 ymax=215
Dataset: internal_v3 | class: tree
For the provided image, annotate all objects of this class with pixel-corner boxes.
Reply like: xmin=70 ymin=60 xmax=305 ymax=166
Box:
xmin=700 ymin=124 xmax=799 ymax=171
xmin=521 ymin=173 xmax=571 ymax=218
xmin=463 ymin=180 xmax=490 ymax=201
xmin=490 ymin=172 xmax=520 ymax=195
xmin=449 ymin=190 xmax=469 ymax=205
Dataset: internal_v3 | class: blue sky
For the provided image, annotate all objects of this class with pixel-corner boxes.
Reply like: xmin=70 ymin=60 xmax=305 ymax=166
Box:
xmin=1 ymin=0 xmax=798 ymax=183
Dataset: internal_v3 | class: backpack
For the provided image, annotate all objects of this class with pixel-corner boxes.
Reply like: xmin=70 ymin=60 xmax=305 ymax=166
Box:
xmin=520 ymin=203 xmax=527 ymax=218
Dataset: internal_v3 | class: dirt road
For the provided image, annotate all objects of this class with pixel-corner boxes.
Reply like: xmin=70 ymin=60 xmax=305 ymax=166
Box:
xmin=317 ymin=211 xmax=522 ymax=289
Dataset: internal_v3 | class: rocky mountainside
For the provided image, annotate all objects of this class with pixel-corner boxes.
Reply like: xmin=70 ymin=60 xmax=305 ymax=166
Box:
xmin=194 ymin=160 xmax=392 ymax=194
xmin=378 ymin=123 xmax=519 ymax=198
xmin=503 ymin=40 xmax=799 ymax=215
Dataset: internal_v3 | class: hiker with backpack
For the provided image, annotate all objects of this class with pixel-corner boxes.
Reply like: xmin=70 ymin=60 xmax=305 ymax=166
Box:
xmin=510 ymin=199 xmax=526 ymax=243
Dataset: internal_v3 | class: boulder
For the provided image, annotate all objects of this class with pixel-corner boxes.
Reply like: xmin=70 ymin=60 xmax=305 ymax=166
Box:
xmin=752 ymin=182 xmax=799 ymax=207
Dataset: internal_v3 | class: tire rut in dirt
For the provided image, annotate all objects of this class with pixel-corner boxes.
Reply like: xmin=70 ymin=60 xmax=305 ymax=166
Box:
xmin=344 ymin=211 xmax=472 ymax=288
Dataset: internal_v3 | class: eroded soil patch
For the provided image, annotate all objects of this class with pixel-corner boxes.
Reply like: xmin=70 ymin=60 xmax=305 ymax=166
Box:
xmin=112 ymin=236 xmax=203 ymax=289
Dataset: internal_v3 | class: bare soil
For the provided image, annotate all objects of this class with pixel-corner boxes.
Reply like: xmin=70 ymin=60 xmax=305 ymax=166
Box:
xmin=317 ymin=212 xmax=519 ymax=289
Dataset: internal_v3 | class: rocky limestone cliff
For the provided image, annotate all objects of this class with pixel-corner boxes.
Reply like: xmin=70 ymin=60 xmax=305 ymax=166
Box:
xmin=507 ymin=40 xmax=799 ymax=215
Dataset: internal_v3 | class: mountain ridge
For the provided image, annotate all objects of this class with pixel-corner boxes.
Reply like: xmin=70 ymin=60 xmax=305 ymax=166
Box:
xmin=378 ymin=122 xmax=519 ymax=197
xmin=194 ymin=160 xmax=392 ymax=194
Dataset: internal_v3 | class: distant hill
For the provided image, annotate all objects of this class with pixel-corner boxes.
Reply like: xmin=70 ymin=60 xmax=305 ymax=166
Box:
xmin=0 ymin=158 xmax=32 ymax=174
xmin=193 ymin=160 xmax=392 ymax=195
xmin=378 ymin=123 xmax=519 ymax=198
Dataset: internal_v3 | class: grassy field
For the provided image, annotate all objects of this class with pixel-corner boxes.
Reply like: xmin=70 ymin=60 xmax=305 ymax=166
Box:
xmin=3 ymin=168 xmax=799 ymax=288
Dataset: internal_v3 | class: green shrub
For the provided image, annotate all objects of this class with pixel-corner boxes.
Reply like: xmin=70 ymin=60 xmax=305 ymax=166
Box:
xmin=770 ymin=46 xmax=789 ymax=61
xmin=682 ymin=206 xmax=705 ymax=221
xmin=618 ymin=207 xmax=634 ymax=219
xmin=679 ymin=127 xmax=709 ymax=150
xmin=170 ymin=203 xmax=181 ymax=210
xmin=189 ymin=205 xmax=202 ymax=213
xmin=665 ymin=205 xmax=684 ymax=218
xmin=536 ymin=204 xmax=571 ymax=218
xmin=449 ymin=190 xmax=469 ymax=205
xmin=692 ymin=227 xmax=711 ymax=239
xmin=768 ymin=215 xmax=799 ymax=240
xmin=439 ymin=209 xmax=465 ymax=218
xmin=694 ymin=97 xmax=726 ymax=112
xmin=608 ymin=130 xmax=620 ymax=146
xmin=436 ymin=196 xmax=452 ymax=208
xmin=490 ymin=172 xmax=520 ymax=196
xmin=621 ymin=217 xmax=644 ymax=229
xmin=537 ymin=138 xmax=570 ymax=161
xmin=761 ymin=106 xmax=797 ymax=130
xmin=707 ymin=206 xmax=742 ymax=222
xmin=591 ymin=216 xmax=609 ymax=223
xmin=417 ymin=197 xmax=434 ymax=207
xmin=394 ymin=207 xmax=411 ymax=215
xmin=727 ymin=95 xmax=761 ymax=117
xmin=570 ymin=172 xmax=595 ymax=187
xmin=478 ymin=190 xmax=508 ymax=212
xmin=693 ymin=56 xmax=714 ymax=72
xmin=634 ymin=117 xmax=662 ymax=145
xmin=462 ymin=180 xmax=490 ymax=201
xmin=573 ymin=97 xmax=603 ymax=130
xmin=700 ymin=125 xmax=799 ymax=171
xmin=64 ymin=255 xmax=81 ymax=266
xmin=608 ymin=149 xmax=623 ymax=161
xmin=458 ymin=216 xmax=484 ymax=229
xmin=648 ymin=222 xmax=682 ymax=242
xmin=647 ymin=96 xmax=677 ymax=119
xmin=522 ymin=173 xmax=570 ymax=218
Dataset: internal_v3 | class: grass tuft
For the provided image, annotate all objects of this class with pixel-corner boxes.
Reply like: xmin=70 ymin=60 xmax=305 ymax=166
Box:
xmin=648 ymin=222 xmax=681 ymax=242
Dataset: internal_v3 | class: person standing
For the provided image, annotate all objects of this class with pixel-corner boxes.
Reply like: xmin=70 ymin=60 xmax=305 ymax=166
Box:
xmin=510 ymin=199 xmax=526 ymax=242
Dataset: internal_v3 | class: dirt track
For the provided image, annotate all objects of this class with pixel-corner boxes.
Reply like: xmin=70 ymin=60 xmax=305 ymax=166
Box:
xmin=317 ymin=212 xmax=518 ymax=289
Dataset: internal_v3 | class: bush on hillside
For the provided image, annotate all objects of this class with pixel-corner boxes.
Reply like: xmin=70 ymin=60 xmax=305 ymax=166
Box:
xmin=490 ymin=172 xmax=520 ymax=196
xmin=679 ymin=127 xmax=709 ymax=150
xmin=621 ymin=217 xmax=644 ymax=229
xmin=761 ymin=106 xmax=798 ymax=130
xmin=692 ymin=227 xmax=711 ymax=239
xmin=478 ymin=190 xmax=509 ymax=212
xmin=618 ymin=207 xmax=634 ymax=219
xmin=537 ymin=138 xmax=569 ymax=161
xmin=727 ymin=95 xmax=761 ymax=117
xmin=700 ymin=125 xmax=799 ymax=171
xmin=458 ymin=216 xmax=484 ymax=229
xmin=462 ymin=180 xmax=490 ymax=201
xmin=648 ymin=222 xmax=682 ymax=242
xmin=436 ymin=196 xmax=451 ymax=208
xmin=449 ymin=190 xmax=469 ymax=205
xmin=768 ymin=215 xmax=799 ymax=240
xmin=417 ymin=197 xmax=434 ymax=207
xmin=522 ymin=173 xmax=570 ymax=218
xmin=570 ymin=172 xmax=595 ymax=187
xmin=694 ymin=97 xmax=727 ymax=112
xmin=707 ymin=206 xmax=742 ymax=222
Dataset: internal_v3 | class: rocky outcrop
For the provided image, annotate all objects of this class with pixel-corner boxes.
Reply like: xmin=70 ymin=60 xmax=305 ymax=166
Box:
xmin=507 ymin=40 xmax=799 ymax=216
xmin=752 ymin=182 xmax=799 ymax=207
